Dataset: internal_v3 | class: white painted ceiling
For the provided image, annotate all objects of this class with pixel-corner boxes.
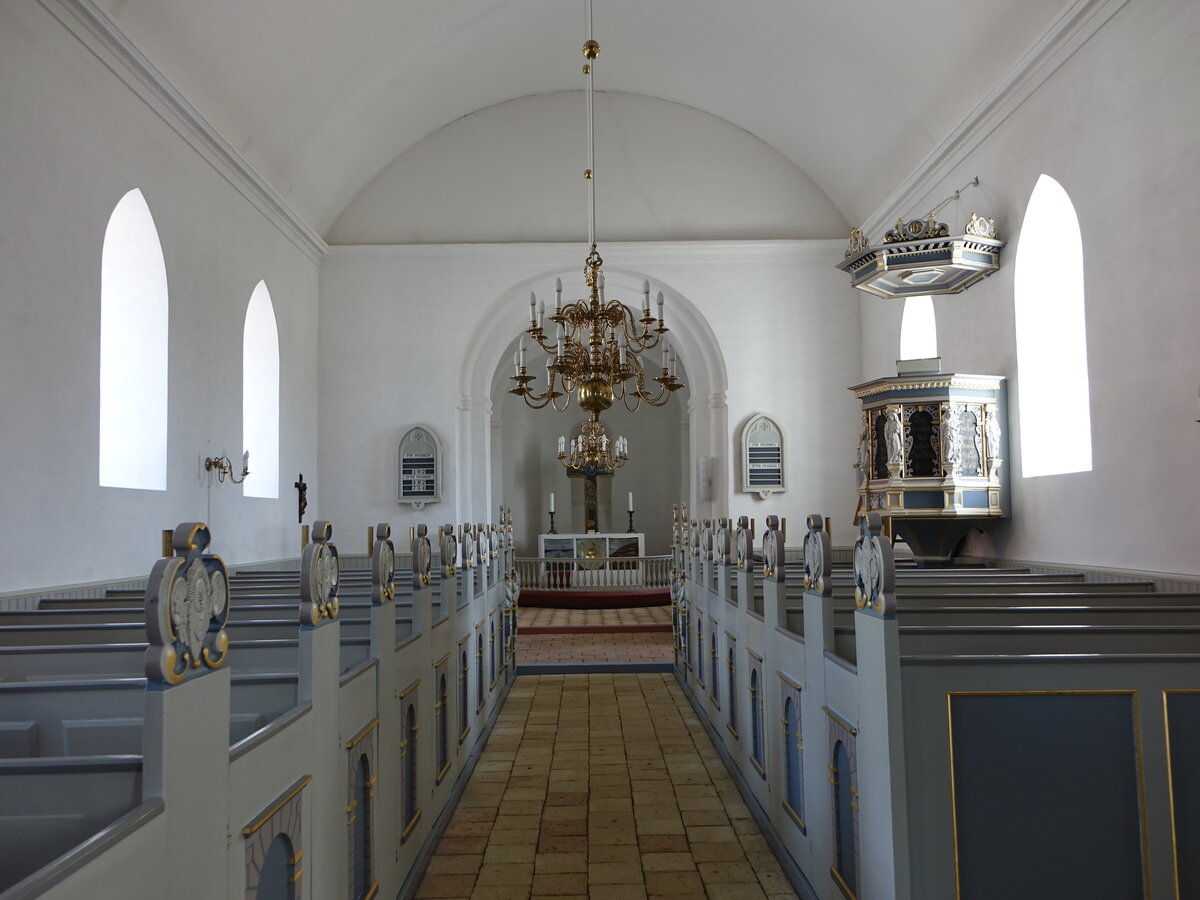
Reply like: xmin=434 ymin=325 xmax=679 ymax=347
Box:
xmin=94 ymin=0 xmax=1072 ymax=237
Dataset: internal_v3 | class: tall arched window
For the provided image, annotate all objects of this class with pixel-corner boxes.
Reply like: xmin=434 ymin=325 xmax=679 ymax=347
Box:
xmin=99 ymin=188 xmax=168 ymax=490
xmin=727 ymin=646 xmax=738 ymax=736
xmin=710 ymin=630 xmax=720 ymax=706
xmin=1014 ymin=174 xmax=1092 ymax=477
xmin=899 ymin=295 xmax=937 ymax=360
xmin=243 ymin=280 xmax=279 ymax=498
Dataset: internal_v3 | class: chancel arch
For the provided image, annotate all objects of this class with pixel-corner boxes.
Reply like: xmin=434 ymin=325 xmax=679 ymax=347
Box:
xmin=464 ymin=257 xmax=727 ymax=551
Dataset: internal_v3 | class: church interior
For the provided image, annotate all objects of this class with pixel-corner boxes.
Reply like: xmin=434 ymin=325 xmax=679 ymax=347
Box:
xmin=1 ymin=1 xmax=1198 ymax=898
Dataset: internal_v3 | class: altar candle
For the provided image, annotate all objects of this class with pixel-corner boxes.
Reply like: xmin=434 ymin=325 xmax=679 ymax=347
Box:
xmin=549 ymin=492 xmax=555 ymax=513
xmin=628 ymin=491 xmax=634 ymax=511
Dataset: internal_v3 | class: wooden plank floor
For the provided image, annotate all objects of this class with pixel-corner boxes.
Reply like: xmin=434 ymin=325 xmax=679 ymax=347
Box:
xmin=416 ymin=673 xmax=799 ymax=899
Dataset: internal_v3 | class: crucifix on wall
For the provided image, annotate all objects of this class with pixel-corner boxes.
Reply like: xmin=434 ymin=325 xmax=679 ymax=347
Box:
xmin=567 ymin=466 xmax=611 ymax=533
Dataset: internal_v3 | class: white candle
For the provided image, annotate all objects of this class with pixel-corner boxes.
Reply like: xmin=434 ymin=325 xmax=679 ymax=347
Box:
xmin=642 ymin=280 xmax=651 ymax=313
xmin=628 ymin=491 xmax=633 ymax=511
xmin=529 ymin=291 xmax=536 ymax=323
xmin=555 ymin=277 xmax=563 ymax=311
xmin=549 ymin=492 xmax=555 ymax=513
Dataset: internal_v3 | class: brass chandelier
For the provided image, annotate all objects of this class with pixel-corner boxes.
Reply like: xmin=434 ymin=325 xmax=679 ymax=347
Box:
xmin=508 ymin=0 xmax=684 ymax=468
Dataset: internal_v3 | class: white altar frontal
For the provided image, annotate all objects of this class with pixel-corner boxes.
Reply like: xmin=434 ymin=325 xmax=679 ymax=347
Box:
xmin=538 ymin=532 xmax=645 ymax=559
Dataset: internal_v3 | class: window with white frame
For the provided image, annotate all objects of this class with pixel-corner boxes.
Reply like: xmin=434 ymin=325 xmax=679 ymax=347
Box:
xmin=99 ymin=188 xmax=168 ymax=490
xmin=1014 ymin=174 xmax=1092 ymax=477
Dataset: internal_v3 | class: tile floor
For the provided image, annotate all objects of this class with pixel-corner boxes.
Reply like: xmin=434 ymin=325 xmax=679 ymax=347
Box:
xmin=416 ymin=673 xmax=799 ymax=900
xmin=518 ymin=606 xmax=673 ymax=631
xmin=516 ymin=632 xmax=674 ymax=664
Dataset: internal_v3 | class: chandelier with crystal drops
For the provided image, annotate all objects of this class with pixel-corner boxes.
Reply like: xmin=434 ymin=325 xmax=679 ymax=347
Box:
xmin=507 ymin=0 xmax=684 ymax=471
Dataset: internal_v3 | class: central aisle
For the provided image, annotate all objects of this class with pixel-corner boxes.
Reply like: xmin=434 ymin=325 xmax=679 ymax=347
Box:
xmin=416 ymin=673 xmax=799 ymax=899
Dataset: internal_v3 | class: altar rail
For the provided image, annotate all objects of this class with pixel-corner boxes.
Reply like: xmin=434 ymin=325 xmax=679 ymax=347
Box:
xmin=515 ymin=555 xmax=672 ymax=590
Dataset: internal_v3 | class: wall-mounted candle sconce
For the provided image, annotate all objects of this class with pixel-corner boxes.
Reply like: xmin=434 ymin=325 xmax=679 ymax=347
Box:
xmin=205 ymin=451 xmax=250 ymax=484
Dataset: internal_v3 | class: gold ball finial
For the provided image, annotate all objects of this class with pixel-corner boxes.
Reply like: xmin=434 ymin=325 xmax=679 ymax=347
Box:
xmin=583 ymin=40 xmax=600 ymax=60
xmin=582 ymin=64 xmax=591 ymax=75
xmin=584 ymin=169 xmax=592 ymax=180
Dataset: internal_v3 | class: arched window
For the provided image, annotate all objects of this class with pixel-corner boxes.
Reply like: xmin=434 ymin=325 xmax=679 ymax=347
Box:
xmin=256 ymin=832 xmax=296 ymax=900
xmin=696 ymin=629 xmax=705 ymax=687
xmin=99 ymin=188 xmax=168 ymax=490
xmin=476 ymin=634 xmax=484 ymax=710
xmin=488 ymin=622 xmax=496 ymax=687
xmin=783 ymin=697 xmax=804 ymax=827
xmin=402 ymin=703 xmax=419 ymax=840
xmin=243 ymin=280 xmax=279 ymax=498
xmin=1014 ymin=174 xmax=1092 ymax=477
xmin=353 ymin=755 xmax=372 ymax=898
xmin=899 ymin=295 xmax=937 ymax=360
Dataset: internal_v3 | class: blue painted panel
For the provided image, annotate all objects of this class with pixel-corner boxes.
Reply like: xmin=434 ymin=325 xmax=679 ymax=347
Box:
xmin=950 ymin=693 xmax=1144 ymax=900
xmin=963 ymin=490 xmax=989 ymax=508
xmin=903 ymin=491 xmax=944 ymax=510
xmin=1166 ymin=692 xmax=1200 ymax=898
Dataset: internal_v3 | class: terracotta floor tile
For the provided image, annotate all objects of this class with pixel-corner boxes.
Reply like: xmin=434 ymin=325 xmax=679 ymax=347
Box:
xmin=484 ymin=845 xmax=538 ymax=865
xmin=475 ymin=863 xmax=535 ymax=887
xmin=643 ymin=871 xmax=706 ymax=895
xmin=637 ymin=834 xmax=689 ymax=853
xmin=587 ymin=861 xmax=645 ymax=885
xmin=587 ymin=844 xmax=641 ymax=863
xmin=534 ymin=852 xmax=588 ymax=874
xmin=531 ymin=873 xmax=589 ymax=895
xmin=417 ymin=874 xmax=478 ymax=898
xmin=539 ymin=835 xmax=589 ymax=854
xmin=428 ymin=855 xmax=486 ymax=875
xmin=640 ymin=853 xmax=697 ymax=873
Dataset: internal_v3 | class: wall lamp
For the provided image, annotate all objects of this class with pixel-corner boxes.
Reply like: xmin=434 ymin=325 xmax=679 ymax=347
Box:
xmin=205 ymin=451 xmax=250 ymax=485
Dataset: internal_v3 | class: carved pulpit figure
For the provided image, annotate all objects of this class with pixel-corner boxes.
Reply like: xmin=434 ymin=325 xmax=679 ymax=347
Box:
xmin=294 ymin=473 xmax=308 ymax=524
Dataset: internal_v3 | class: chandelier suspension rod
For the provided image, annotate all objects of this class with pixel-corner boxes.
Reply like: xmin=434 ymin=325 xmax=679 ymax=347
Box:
xmin=585 ymin=0 xmax=596 ymax=249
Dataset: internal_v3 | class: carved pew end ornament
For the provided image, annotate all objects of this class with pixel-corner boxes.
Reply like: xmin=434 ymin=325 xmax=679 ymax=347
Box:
xmin=372 ymin=523 xmax=397 ymax=604
xmin=413 ymin=524 xmax=433 ymax=587
xmin=803 ymin=514 xmax=833 ymax=597
xmin=300 ymin=520 xmax=340 ymax=626
xmin=853 ymin=512 xmax=896 ymax=617
xmin=145 ymin=522 xmax=230 ymax=685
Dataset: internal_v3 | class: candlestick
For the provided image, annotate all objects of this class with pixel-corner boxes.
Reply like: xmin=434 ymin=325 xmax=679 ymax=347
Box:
xmin=548 ymin=510 xmax=558 ymax=534
xmin=626 ymin=509 xmax=636 ymax=534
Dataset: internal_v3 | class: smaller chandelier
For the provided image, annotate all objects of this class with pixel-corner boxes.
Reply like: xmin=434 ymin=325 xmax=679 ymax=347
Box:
xmin=557 ymin=417 xmax=628 ymax=472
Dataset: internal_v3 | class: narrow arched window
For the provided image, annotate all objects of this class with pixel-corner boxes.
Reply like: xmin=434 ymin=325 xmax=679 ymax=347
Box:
xmin=243 ymin=280 xmax=279 ymax=498
xmin=710 ymin=631 xmax=720 ymax=706
xmin=99 ymin=188 xmax=168 ymax=490
xmin=1014 ymin=174 xmax=1092 ymax=477
xmin=489 ymin=622 xmax=496 ymax=687
xmin=899 ymin=295 xmax=937 ymax=360
xmin=353 ymin=754 xmax=372 ymax=898
xmin=696 ymin=629 xmax=705 ymax=687
xmin=476 ymin=634 xmax=484 ymax=709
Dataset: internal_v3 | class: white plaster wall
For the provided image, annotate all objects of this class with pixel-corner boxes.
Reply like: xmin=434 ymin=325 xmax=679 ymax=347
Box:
xmin=0 ymin=3 xmax=320 ymax=592
xmin=327 ymin=91 xmax=848 ymax=245
xmin=318 ymin=241 xmax=863 ymax=552
xmin=856 ymin=0 xmax=1200 ymax=577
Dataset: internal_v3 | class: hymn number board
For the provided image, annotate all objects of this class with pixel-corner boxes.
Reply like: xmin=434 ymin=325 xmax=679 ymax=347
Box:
xmin=397 ymin=426 xmax=442 ymax=509
xmin=741 ymin=414 xmax=786 ymax=498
